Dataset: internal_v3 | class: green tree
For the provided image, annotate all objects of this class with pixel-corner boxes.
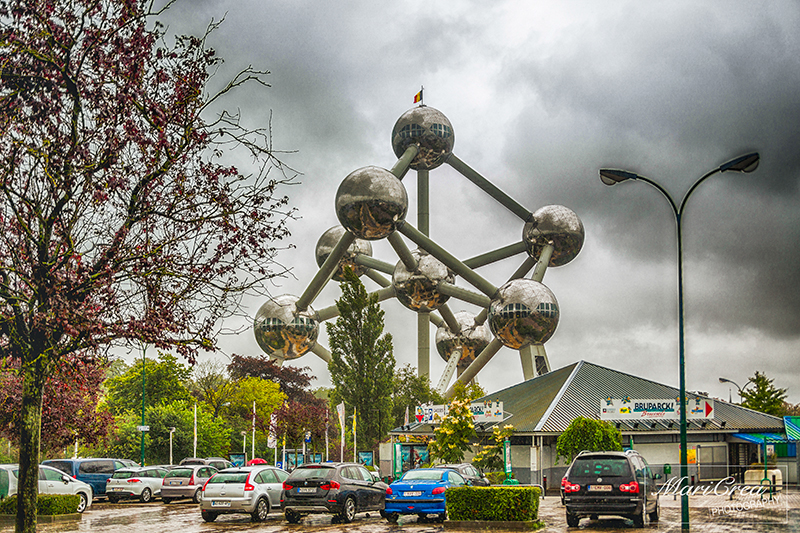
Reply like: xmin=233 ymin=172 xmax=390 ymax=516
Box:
xmin=327 ymin=269 xmax=395 ymax=451
xmin=741 ymin=371 xmax=788 ymax=416
xmin=556 ymin=417 xmax=622 ymax=464
xmin=451 ymin=380 xmax=486 ymax=402
xmin=105 ymin=353 xmax=193 ymax=415
xmin=473 ymin=424 xmax=515 ymax=473
xmin=427 ymin=399 xmax=476 ymax=464
xmin=190 ymin=360 xmax=239 ymax=419
xmin=100 ymin=401 xmax=231 ymax=464
xmin=391 ymin=364 xmax=443 ymax=427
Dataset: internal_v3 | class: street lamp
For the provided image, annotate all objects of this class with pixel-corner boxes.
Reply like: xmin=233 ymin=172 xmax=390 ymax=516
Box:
xmin=169 ymin=427 xmax=176 ymax=466
xmin=599 ymin=152 xmax=760 ymax=533
xmin=241 ymin=431 xmax=247 ymax=455
xmin=719 ymin=376 xmax=754 ymax=402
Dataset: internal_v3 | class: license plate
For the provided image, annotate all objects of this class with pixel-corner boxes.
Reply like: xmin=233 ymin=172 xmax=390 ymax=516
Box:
xmin=170 ymin=481 xmax=180 ymax=485
xmin=298 ymin=487 xmax=316 ymax=493
xmin=588 ymin=485 xmax=612 ymax=492
xmin=211 ymin=500 xmax=231 ymax=507
xmin=404 ymin=491 xmax=422 ymax=497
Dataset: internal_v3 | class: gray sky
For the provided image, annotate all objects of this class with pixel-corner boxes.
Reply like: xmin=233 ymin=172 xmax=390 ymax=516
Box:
xmin=158 ymin=0 xmax=800 ymax=404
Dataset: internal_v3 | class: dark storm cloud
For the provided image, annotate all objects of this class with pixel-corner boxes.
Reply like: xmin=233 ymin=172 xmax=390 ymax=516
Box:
xmin=153 ymin=0 xmax=800 ymax=402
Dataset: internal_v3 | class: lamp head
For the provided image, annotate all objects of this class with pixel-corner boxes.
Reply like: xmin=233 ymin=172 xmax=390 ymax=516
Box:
xmin=718 ymin=377 xmax=731 ymax=384
xmin=599 ymin=169 xmax=640 ymax=186
xmin=719 ymin=152 xmax=759 ymax=173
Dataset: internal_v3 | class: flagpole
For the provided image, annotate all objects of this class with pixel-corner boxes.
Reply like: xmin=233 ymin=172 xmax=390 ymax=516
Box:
xmin=193 ymin=402 xmax=197 ymax=457
xmin=251 ymin=400 xmax=256 ymax=461
xmin=353 ymin=408 xmax=357 ymax=463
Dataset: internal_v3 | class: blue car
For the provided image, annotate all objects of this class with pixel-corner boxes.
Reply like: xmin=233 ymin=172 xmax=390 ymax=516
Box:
xmin=384 ymin=468 xmax=467 ymax=523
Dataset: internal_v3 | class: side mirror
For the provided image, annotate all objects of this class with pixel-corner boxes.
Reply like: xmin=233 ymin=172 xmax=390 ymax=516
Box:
xmin=466 ymin=479 xmax=473 ymax=486
xmin=61 ymin=475 xmax=70 ymax=484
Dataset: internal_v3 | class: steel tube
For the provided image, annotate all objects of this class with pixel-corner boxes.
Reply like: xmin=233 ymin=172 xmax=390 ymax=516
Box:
xmin=353 ymin=255 xmax=396 ymax=275
xmin=437 ymin=281 xmax=492 ymax=308
xmin=390 ymin=145 xmax=419 ymax=180
xmin=388 ymin=231 xmax=418 ymax=271
xmin=445 ymin=338 xmax=504 ymax=398
xmin=296 ymin=231 xmax=356 ymax=311
xmin=447 ymin=154 xmax=533 ymax=222
xmin=464 ymin=241 xmax=527 ymax=269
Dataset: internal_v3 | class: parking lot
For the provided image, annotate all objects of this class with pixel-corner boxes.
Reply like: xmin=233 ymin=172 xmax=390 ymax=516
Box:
xmin=2 ymin=488 xmax=798 ymax=532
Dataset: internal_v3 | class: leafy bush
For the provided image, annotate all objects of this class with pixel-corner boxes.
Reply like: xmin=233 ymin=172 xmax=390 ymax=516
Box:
xmin=0 ymin=494 xmax=80 ymax=515
xmin=556 ymin=416 xmax=622 ymax=464
xmin=447 ymin=486 xmax=540 ymax=522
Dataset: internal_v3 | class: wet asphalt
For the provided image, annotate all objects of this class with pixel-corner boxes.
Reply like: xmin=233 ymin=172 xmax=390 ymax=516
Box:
xmin=1 ymin=488 xmax=797 ymax=532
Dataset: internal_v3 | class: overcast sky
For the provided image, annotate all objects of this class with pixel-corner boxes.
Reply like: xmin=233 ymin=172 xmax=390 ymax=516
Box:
xmin=155 ymin=0 xmax=800 ymax=404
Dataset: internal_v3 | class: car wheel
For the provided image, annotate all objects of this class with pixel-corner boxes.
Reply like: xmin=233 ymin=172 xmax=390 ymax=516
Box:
xmin=201 ymin=510 xmax=218 ymax=522
xmin=632 ymin=505 xmax=645 ymax=528
xmin=386 ymin=512 xmax=399 ymax=523
xmin=649 ymin=499 xmax=660 ymax=523
xmin=566 ymin=512 xmax=580 ymax=527
xmin=285 ymin=509 xmax=302 ymax=524
xmin=139 ymin=487 xmax=152 ymax=503
xmin=340 ymin=496 xmax=356 ymax=523
xmin=192 ymin=488 xmax=202 ymax=504
xmin=107 ymin=495 xmax=119 ymax=504
xmin=251 ymin=497 xmax=269 ymax=522
xmin=162 ymin=497 xmax=173 ymax=504
xmin=76 ymin=493 xmax=88 ymax=513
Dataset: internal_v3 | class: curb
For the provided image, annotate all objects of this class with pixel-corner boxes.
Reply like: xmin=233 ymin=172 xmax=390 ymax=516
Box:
xmin=444 ymin=520 xmax=544 ymax=530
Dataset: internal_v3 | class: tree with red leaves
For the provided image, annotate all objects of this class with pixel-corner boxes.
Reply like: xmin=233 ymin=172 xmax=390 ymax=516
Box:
xmin=0 ymin=1 xmax=294 ymax=530
xmin=0 ymin=358 xmax=112 ymax=454
xmin=228 ymin=354 xmax=320 ymax=405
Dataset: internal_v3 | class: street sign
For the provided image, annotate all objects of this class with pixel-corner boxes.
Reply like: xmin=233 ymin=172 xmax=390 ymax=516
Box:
xmin=137 ymin=425 xmax=150 ymax=431
xmin=599 ymin=398 xmax=714 ymax=420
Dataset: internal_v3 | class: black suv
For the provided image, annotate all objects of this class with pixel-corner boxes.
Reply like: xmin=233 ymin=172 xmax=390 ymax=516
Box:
xmin=280 ymin=462 xmax=388 ymax=523
xmin=561 ymin=450 xmax=659 ymax=528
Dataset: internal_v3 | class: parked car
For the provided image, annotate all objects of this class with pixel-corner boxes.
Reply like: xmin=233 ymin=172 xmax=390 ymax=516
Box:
xmin=161 ymin=464 xmax=217 ymax=504
xmin=106 ymin=466 xmax=169 ymax=503
xmin=562 ymin=450 xmax=660 ymax=528
xmin=199 ymin=465 xmax=287 ymax=522
xmin=384 ymin=467 xmax=466 ymax=523
xmin=439 ymin=463 xmax=491 ymax=486
xmin=41 ymin=458 xmax=138 ymax=499
xmin=281 ymin=462 xmax=388 ymax=524
xmin=179 ymin=457 xmax=233 ymax=471
xmin=0 ymin=464 xmax=93 ymax=513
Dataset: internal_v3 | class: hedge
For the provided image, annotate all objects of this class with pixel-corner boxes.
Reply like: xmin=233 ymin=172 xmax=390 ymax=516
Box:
xmin=0 ymin=495 xmax=81 ymax=515
xmin=446 ymin=485 xmax=540 ymax=522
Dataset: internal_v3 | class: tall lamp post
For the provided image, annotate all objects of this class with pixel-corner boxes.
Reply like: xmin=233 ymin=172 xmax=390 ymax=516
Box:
xmin=169 ymin=427 xmax=176 ymax=466
xmin=599 ymin=152 xmax=760 ymax=532
xmin=719 ymin=376 xmax=754 ymax=403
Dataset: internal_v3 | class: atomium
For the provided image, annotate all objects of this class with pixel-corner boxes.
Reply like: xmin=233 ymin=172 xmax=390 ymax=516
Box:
xmin=435 ymin=311 xmax=492 ymax=372
xmin=315 ymin=226 xmax=373 ymax=281
xmin=488 ymin=279 xmax=559 ymax=349
xmin=335 ymin=166 xmax=408 ymax=240
xmin=254 ymin=102 xmax=584 ymax=397
xmin=523 ymin=205 xmax=585 ymax=267
xmin=391 ymin=106 xmax=455 ymax=170
xmin=253 ymin=295 xmax=319 ymax=361
xmin=392 ymin=249 xmax=454 ymax=312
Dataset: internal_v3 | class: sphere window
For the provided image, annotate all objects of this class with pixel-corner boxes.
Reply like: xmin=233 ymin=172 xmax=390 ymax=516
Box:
xmin=537 ymin=302 xmax=558 ymax=318
xmin=398 ymin=124 xmax=425 ymax=140
xmin=431 ymin=123 xmax=452 ymax=139
xmin=500 ymin=303 xmax=530 ymax=319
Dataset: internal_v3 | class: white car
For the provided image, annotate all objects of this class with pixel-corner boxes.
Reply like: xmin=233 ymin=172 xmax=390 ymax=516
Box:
xmin=106 ymin=466 xmax=168 ymax=503
xmin=0 ymin=464 xmax=93 ymax=513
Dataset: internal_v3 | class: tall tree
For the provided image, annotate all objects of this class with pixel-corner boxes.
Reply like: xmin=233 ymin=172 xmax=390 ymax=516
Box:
xmin=556 ymin=417 xmax=622 ymax=464
xmin=327 ymin=268 xmax=395 ymax=451
xmin=741 ymin=371 xmax=788 ymax=416
xmin=0 ymin=1 xmax=293 ymax=530
xmin=191 ymin=359 xmax=239 ymax=419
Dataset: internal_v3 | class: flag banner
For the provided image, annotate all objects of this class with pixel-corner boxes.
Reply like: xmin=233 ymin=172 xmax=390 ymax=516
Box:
xmin=404 ymin=405 xmax=409 ymax=426
xmin=337 ymin=402 xmax=345 ymax=428
xmin=413 ymin=90 xmax=422 ymax=103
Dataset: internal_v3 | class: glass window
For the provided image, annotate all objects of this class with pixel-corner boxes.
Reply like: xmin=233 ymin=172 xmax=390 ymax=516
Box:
xmin=256 ymin=469 xmax=278 ymax=484
xmin=402 ymin=469 xmax=446 ymax=481
xmin=287 ymin=466 xmax=335 ymax=481
xmin=274 ymin=469 xmax=288 ymax=482
xmin=80 ymin=460 xmax=115 ymax=474
xmin=111 ymin=471 xmax=134 ymax=479
xmin=207 ymin=472 xmax=248 ymax=484
xmin=356 ymin=466 xmax=373 ymax=482
xmin=165 ymin=468 xmax=193 ymax=479
xmin=448 ymin=471 xmax=465 ymax=485
xmin=570 ymin=458 xmax=631 ymax=478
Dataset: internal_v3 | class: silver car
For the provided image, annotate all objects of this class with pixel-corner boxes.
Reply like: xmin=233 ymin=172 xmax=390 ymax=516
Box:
xmin=161 ymin=464 xmax=217 ymax=504
xmin=0 ymin=464 xmax=93 ymax=513
xmin=199 ymin=466 xmax=288 ymax=522
xmin=106 ymin=466 xmax=168 ymax=503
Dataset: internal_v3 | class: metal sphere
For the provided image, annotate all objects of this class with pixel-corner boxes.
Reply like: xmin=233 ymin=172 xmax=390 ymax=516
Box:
xmin=253 ymin=295 xmax=319 ymax=361
xmin=523 ymin=205 xmax=585 ymax=267
xmin=335 ymin=166 xmax=408 ymax=240
xmin=435 ymin=311 xmax=492 ymax=371
xmin=392 ymin=249 xmax=454 ymax=312
xmin=315 ymin=226 xmax=373 ymax=281
xmin=488 ymin=279 xmax=559 ymax=349
xmin=391 ymin=106 xmax=455 ymax=170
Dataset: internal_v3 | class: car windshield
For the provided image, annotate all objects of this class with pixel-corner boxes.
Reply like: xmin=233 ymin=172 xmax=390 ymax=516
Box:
xmin=165 ymin=468 xmax=193 ymax=478
xmin=288 ymin=466 xmax=335 ymax=481
xmin=571 ymin=458 xmax=631 ymax=477
xmin=111 ymin=471 xmax=135 ymax=479
xmin=402 ymin=470 xmax=444 ymax=481
xmin=207 ymin=472 xmax=248 ymax=484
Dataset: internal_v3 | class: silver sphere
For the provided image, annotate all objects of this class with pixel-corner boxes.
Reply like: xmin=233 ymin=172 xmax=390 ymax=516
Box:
xmin=391 ymin=106 xmax=455 ymax=170
xmin=315 ymin=226 xmax=373 ymax=281
xmin=488 ymin=279 xmax=559 ymax=349
xmin=435 ymin=311 xmax=492 ymax=371
xmin=335 ymin=166 xmax=408 ymax=240
xmin=253 ymin=295 xmax=319 ymax=361
xmin=392 ymin=249 xmax=454 ymax=312
xmin=523 ymin=205 xmax=585 ymax=267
